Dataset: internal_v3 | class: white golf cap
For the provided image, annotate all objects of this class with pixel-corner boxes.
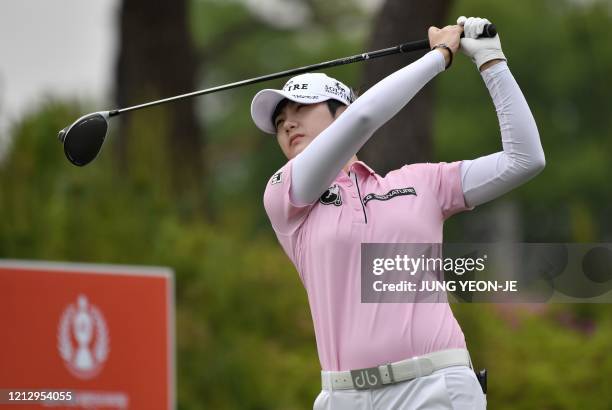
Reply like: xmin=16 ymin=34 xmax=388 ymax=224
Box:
xmin=250 ymin=72 xmax=353 ymax=134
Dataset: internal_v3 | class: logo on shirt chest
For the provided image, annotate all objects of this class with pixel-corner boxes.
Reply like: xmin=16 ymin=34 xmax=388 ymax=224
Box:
xmin=320 ymin=184 xmax=342 ymax=206
xmin=363 ymin=187 xmax=417 ymax=205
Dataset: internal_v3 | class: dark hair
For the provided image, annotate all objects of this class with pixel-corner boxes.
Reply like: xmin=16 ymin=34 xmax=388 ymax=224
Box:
xmin=326 ymin=99 xmax=346 ymax=117
xmin=271 ymin=96 xmax=355 ymax=130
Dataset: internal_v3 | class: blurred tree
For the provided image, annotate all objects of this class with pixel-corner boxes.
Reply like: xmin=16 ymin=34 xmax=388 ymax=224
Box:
xmin=115 ymin=0 xmax=205 ymax=215
xmin=187 ymin=0 xmax=368 ymax=229
xmin=360 ymin=0 xmax=454 ymax=174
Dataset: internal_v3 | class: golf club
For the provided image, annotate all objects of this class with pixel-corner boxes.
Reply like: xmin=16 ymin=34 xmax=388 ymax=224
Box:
xmin=58 ymin=24 xmax=497 ymax=167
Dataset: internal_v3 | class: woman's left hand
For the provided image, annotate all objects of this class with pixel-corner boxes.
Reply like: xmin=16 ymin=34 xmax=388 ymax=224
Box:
xmin=456 ymin=16 xmax=506 ymax=71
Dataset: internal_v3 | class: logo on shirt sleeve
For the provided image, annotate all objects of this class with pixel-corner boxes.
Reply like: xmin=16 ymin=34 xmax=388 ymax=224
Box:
xmin=270 ymin=172 xmax=282 ymax=185
xmin=363 ymin=187 xmax=416 ymax=205
xmin=319 ymin=184 xmax=342 ymax=206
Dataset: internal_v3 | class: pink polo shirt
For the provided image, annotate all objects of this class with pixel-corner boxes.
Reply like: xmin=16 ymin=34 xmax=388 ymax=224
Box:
xmin=263 ymin=159 xmax=473 ymax=371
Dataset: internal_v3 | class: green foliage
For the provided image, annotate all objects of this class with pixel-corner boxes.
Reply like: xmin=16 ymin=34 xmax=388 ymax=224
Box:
xmin=2 ymin=0 xmax=612 ymax=408
xmin=438 ymin=0 xmax=612 ymax=242
xmin=0 ymin=99 xmax=321 ymax=409
xmin=453 ymin=303 xmax=612 ymax=410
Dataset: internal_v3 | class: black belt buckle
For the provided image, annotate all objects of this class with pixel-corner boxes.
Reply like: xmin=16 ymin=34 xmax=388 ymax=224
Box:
xmin=475 ymin=368 xmax=487 ymax=394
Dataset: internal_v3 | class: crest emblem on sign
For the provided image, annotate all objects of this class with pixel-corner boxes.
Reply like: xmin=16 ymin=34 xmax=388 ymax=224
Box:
xmin=57 ymin=294 xmax=109 ymax=380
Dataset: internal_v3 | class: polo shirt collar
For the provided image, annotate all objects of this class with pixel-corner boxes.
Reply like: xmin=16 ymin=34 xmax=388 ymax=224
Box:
xmin=335 ymin=160 xmax=376 ymax=181
xmin=350 ymin=160 xmax=376 ymax=176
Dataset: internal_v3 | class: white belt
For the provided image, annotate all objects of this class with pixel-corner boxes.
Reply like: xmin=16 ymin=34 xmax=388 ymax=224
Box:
xmin=321 ymin=348 xmax=472 ymax=390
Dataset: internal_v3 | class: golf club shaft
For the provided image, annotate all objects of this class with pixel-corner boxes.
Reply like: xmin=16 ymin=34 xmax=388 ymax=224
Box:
xmin=111 ymin=23 xmax=497 ymax=117
xmin=110 ymin=39 xmax=430 ymax=117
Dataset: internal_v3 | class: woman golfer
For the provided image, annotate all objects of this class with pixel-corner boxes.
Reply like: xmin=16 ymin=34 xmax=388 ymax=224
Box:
xmin=251 ymin=16 xmax=544 ymax=409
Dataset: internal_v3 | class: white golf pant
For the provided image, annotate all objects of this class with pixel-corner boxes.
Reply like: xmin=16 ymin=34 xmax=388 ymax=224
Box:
xmin=314 ymin=365 xmax=486 ymax=410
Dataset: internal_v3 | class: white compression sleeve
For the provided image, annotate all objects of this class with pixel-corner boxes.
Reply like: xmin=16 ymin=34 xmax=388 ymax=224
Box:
xmin=290 ymin=50 xmax=446 ymax=205
xmin=460 ymin=62 xmax=545 ymax=208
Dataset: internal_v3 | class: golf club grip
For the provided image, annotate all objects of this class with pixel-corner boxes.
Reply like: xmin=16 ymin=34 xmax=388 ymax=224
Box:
xmin=460 ymin=23 xmax=497 ymax=38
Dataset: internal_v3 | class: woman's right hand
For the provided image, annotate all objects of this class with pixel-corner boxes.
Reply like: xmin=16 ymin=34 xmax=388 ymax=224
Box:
xmin=428 ymin=25 xmax=463 ymax=54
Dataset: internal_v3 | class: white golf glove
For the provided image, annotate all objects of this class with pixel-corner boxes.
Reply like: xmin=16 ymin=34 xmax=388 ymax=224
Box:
xmin=457 ymin=16 xmax=506 ymax=70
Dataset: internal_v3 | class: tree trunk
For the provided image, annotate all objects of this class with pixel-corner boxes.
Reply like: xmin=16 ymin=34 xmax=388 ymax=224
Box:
xmin=360 ymin=0 xmax=453 ymax=175
xmin=115 ymin=0 xmax=205 ymax=213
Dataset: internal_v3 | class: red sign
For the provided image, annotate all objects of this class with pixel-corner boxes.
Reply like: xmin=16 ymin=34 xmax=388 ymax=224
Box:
xmin=0 ymin=260 xmax=175 ymax=409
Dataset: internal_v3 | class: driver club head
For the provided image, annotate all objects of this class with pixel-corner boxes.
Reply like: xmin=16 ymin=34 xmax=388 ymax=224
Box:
xmin=58 ymin=111 xmax=110 ymax=166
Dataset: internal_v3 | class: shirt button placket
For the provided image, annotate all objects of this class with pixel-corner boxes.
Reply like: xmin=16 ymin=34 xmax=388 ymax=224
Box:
xmin=353 ymin=194 xmax=361 ymax=211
